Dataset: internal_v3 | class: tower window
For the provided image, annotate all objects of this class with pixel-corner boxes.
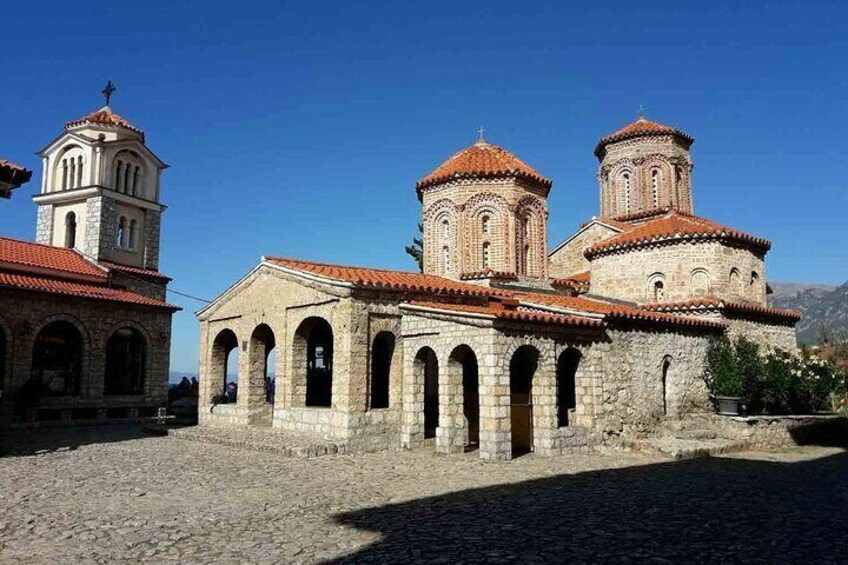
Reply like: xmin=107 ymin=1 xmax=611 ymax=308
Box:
xmin=443 ymin=246 xmax=450 ymax=272
xmin=481 ymin=215 xmax=490 ymax=235
xmin=116 ymin=216 xmax=127 ymax=248
xmin=622 ymin=172 xmax=632 ymax=213
xmin=653 ymin=280 xmax=664 ymax=302
xmin=115 ymin=160 xmax=124 ymax=192
xmin=482 ymin=242 xmax=490 ymax=268
xmin=69 ymin=158 xmax=76 ymax=189
xmin=65 ymin=212 xmax=77 ymax=249
xmin=61 ymin=159 xmax=68 ymax=190
xmin=651 ymin=169 xmax=660 ymax=207
xmin=76 ymin=156 xmax=83 ymax=188
xmin=442 ymin=219 xmax=449 ymax=240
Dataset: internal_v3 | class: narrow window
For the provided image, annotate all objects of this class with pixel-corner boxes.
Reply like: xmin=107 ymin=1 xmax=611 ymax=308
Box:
xmin=76 ymin=156 xmax=83 ymax=187
xmin=132 ymin=166 xmax=141 ymax=197
xmin=124 ymin=162 xmax=132 ymax=193
xmin=523 ymin=244 xmax=530 ymax=275
xmin=653 ymin=280 xmax=664 ymax=302
xmin=65 ymin=212 xmax=77 ymax=249
xmin=622 ymin=173 xmax=631 ymax=213
xmin=69 ymin=158 xmax=76 ymax=189
xmin=116 ymin=161 xmax=124 ymax=192
xmin=482 ymin=242 xmax=490 ymax=268
xmin=443 ymin=246 xmax=450 ymax=272
xmin=651 ymin=169 xmax=660 ymax=207
xmin=442 ymin=219 xmax=449 ymax=240
xmin=61 ymin=159 xmax=68 ymax=190
xmin=116 ymin=217 xmax=127 ymax=248
xmin=481 ymin=215 xmax=490 ymax=235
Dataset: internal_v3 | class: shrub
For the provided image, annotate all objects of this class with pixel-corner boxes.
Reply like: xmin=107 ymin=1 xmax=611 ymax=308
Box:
xmin=703 ymin=336 xmax=741 ymax=396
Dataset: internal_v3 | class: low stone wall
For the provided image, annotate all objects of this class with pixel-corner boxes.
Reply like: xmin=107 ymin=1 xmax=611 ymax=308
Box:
xmin=713 ymin=414 xmax=847 ymax=449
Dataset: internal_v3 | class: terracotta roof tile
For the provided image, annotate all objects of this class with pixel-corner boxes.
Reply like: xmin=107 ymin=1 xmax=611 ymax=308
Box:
xmin=65 ymin=106 xmax=143 ymax=136
xmin=641 ymin=296 xmax=801 ymax=324
xmin=585 ymin=210 xmax=771 ymax=258
xmin=404 ymin=299 xmax=605 ymax=328
xmin=595 ymin=117 xmax=693 ymax=157
xmin=0 ymin=159 xmax=33 ymax=190
xmin=0 ymin=272 xmax=179 ymax=310
xmin=459 ymin=269 xmax=518 ymax=281
xmin=416 ymin=140 xmax=551 ymax=196
xmin=101 ymin=261 xmax=172 ymax=282
xmin=551 ymin=271 xmax=590 ymax=293
xmin=0 ymin=236 xmax=106 ymax=280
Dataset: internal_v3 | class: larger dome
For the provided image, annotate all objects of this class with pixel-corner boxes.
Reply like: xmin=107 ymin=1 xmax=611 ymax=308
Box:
xmin=416 ymin=139 xmax=551 ymax=197
xmin=594 ymin=116 xmax=693 ymax=158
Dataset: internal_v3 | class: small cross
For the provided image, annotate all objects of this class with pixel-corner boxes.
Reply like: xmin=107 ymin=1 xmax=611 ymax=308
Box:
xmin=477 ymin=126 xmax=485 ymax=141
xmin=637 ymin=103 xmax=647 ymax=117
xmin=102 ymin=80 xmax=116 ymax=106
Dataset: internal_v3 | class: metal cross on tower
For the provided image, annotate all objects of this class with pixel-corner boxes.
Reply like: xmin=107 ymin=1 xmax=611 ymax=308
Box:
xmin=102 ymin=80 xmax=116 ymax=106
xmin=477 ymin=126 xmax=486 ymax=141
xmin=637 ymin=103 xmax=647 ymax=117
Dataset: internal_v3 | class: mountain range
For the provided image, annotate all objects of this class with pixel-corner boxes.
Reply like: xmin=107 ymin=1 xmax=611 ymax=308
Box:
xmin=770 ymin=281 xmax=848 ymax=345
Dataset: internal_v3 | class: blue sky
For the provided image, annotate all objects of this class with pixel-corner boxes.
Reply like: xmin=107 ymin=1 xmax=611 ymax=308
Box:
xmin=1 ymin=1 xmax=846 ymax=372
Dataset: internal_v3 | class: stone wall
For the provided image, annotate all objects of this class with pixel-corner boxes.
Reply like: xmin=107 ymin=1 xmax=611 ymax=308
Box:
xmin=589 ymin=240 xmax=767 ymax=305
xmin=725 ymin=316 xmax=798 ymax=352
xmin=548 ymin=221 xmax=619 ymax=279
xmin=35 ymin=204 xmax=53 ymax=244
xmin=110 ymin=271 xmax=168 ymax=302
xmin=0 ymin=288 xmax=173 ymax=428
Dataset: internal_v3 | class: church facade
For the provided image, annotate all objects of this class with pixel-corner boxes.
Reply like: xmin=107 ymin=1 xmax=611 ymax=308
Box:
xmin=196 ymin=117 xmax=799 ymax=461
xmin=0 ymin=104 xmax=178 ymax=427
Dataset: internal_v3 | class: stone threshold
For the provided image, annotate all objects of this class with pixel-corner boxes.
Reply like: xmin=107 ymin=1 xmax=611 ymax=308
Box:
xmin=168 ymin=426 xmax=349 ymax=459
xmin=623 ymin=437 xmax=748 ymax=460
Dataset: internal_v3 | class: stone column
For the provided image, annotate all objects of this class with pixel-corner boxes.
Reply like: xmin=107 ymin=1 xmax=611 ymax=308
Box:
xmin=531 ymin=348 xmax=558 ymax=456
xmin=400 ymin=339 xmax=425 ymax=448
xmin=478 ymin=348 xmax=510 ymax=461
xmin=35 ymin=205 xmax=54 ymax=245
xmin=436 ymin=350 xmax=466 ymax=454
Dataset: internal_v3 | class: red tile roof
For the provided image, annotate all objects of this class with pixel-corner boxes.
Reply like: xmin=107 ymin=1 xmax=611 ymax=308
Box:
xmin=405 ymin=299 xmax=605 ymax=328
xmin=65 ymin=106 xmax=143 ymax=136
xmin=595 ymin=117 xmax=693 ymax=157
xmin=416 ymin=140 xmax=552 ymax=196
xmin=641 ymin=296 xmax=801 ymax=324
xmin=101 ymin=261 xmax=172 ymax=282
xmin=0 ymin=159 xmax=33 ymax=190
xmin=459 ymin=269 xmax=518 ymax=281
xmin=0 ymin=236 xmax=106 ymax=280
xmin=585 ymin=210 xmax=771 ymax=259
xmin=263 ymin=256 xmax=724 ymax=331
xmin=0 ymin=272 xmax=178 ymax=310
xmin=551 ymin=271 xmax=590 ymax=293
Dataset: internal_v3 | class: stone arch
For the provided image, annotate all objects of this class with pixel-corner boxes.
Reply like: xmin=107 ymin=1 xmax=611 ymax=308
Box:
xmin=414 ymin=346 xmax=439 ymax=440
xmin=612 ymin=163 xmax=636 ymax=215
xmin=515 ymin=196 xmax=547 ymax=277
xmin=210 ymin=328 xmax=239 ymax=403
xmin=556 ymin=347 xmax=581 ymax=427
xmin=369 ymin=331 xmax=395 ymax=410
xmin=690 ymin=268 xmax=711 ymax=297
xmin=104 ymin=326 xmax=147 ymax=396
xmin=447 ymin=344 xmax=479 ymax=451
xmin=249 ymin=324 xmax=276 ymax=406
xmin=31 ymin=318 xmax=87 ymax=397
xmin=53 ymin=144 xmax=85 ymax=191
xmin=642 ymin=156 xmax=673 ymax=208
xmin=509 ymin=344 xmax=539 ymax=457
xmin=463 ymin=193 xmax=509 ymax=271
xmin=64 ymin=211 xmax=77 ymax=249
xmin=647 ymin=272 xmax=666 ymax=302
xmin=423 ymin=199 xmax=457 ymax=275
xmin=729 ymin=268 xmax=743 ymax=297
xmin=293 ymin=317 xmax=334 ymax=408
xmin=112 ymin=149 xmax=147 ymax=197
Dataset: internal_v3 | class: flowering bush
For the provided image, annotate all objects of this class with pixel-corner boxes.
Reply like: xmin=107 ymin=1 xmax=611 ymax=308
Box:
xmin=703 ymin=337 xmax=847 ymax=415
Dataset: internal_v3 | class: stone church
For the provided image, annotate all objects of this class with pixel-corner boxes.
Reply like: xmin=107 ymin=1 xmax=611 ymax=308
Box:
xmin=0 ymin=103 xmax=178 ymax=427
xmin=197 ymin=116 xmax=800 ymax=460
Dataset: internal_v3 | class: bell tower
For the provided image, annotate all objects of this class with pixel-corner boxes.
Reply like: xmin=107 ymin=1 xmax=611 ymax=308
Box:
xmin=33 ymin=84 xmax=168 ymax=270
xmin=595 ymin=116 xmax=694 ymax=219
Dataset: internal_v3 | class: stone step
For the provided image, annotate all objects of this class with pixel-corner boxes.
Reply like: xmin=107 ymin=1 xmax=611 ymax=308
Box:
xmin=168 ymin=426 xmax=349 ymax=459
xmin=625 ymin=437 xmax=747 ymax=460
xmin=673 ymin=429 xmax=718 ymax=440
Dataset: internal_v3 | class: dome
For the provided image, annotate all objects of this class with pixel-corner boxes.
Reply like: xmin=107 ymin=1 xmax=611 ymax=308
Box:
xmin=594 ymin=116 xmax=693 ymax=158
xmin=416 ymin=139 xmax=551 ymax=197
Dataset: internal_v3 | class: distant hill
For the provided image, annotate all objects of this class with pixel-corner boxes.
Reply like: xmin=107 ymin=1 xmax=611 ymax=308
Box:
xmin=769 ymin=281 xmax=848 ymax=345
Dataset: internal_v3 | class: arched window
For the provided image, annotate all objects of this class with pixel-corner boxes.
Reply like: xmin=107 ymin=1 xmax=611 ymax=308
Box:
xmin=116 ymin=217 xmax=127 ymax=248
xmin=294 ymin=317 xmax=334 ymax=407
xmin=481 ymin=215 xmax=490 ymax=235
xmin=104 ymin=327 xmax=146 ymax=395
xmin=482 ymin=242 xmax=490 ymax=269
xmin=65 ymin=212 xmax=77 ymax=249
xmin=622 ymin=172 xmax=632 ymax=213
xmin=729 ymin=268 xmax=742 ymax=296
xmin=129 ymin=219 xmax=138 ymax=250
xmin=691 ymin=269 xmax=710 ymax=296
xmin=651 ymin=169 xmax=660 ymax=207
xmin=523 ymin=244 xmax=530 ymax=275
xmin=115 ymin=160 xmax=124 ymax=192
xmin=557 ymin=348 xmax=581 ymax=427
xmin=662 ymin=356 xmax=672 ymax=416
xmin=443 ymin=246 xmax=450 ymax=272
xmin=32 ymin=320 xmax=83 ymax=396
xmin=370 ymin=332 xmax=394 ymax=410
xmin=750 ymin=271 xmax=762 ymax=300
xmin=124 ymin=162 xmax=132 ymax=194
xmin=61 ymin=159 xmax=68 ymax=190
xmin=76 ymin=156 xmax=83 ymax=187
xmin=68 ymin=157 xmax=77 ymax=189
xmin=653 ymin=280 xmax=665 ymax=302
xmin=132 ymin=166 xmax=141 ymax=197
xmin=442 ymin=219 xmax=449 ymax=240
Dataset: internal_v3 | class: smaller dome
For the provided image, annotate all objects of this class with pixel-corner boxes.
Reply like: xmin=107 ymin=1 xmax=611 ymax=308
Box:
xmin=65 ymin=106 xmax=144 ymax=138
xmin=594 ymin=116 xmax=693 ymax=158
xmin=417 ymin=139 xmax=551 ymax=196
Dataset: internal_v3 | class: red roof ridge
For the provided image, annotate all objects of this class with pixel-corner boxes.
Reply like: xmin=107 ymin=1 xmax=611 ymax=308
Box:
xmin=65 ymin=106 xmax=143 ymax=136
xmin=641 ymin=296 xmax=801 ymax=322
xmin=416 ymin=140 xmax=552 ymax=196
xmin=595 ymin=117 xmax=693 ymax=157
xmin=264 ymin=255 xmax=420 ymax=275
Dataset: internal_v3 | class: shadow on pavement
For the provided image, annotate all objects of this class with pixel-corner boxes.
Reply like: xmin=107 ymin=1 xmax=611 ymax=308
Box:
xmin=0 ymin=424 xmax=155 ymax=457
xmin=329 ymin=446 xmax=848 ymax=563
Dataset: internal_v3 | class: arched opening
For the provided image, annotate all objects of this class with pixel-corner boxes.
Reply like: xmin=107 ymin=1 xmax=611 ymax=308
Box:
xmin=750 ymin=271 xmax=762 ymax=301
xmin=653 ymin=280 xmax=665 ymax=302
xmin=729 ymin=268 xmax=742 ymax=296
xmin=651 ymin=168 xmax=661 ymax=207
xmin=116 ymin=217 xmax=127 ymax=249
xmin=32 ymin=321 xmax=84 ymax=396
xmin=370 ymin=332 xmax=394 ymax=410
xmin=104 ymin=327 xmax=146 ymax=395
xmin=115 ymin=160 xmax=124 ymax=192
xmin=662 ymin=356 xmax=672 ymax=416
xmin=211 ymin=329 xmax=238 ymax=403
xmin=621 ymin=172 xmax=632 ymax=213
xmin=415 ymin=347 xmax=439 ymax=439
xmin=449 ymin=345 xmax=479 ymax=450
xmin=249 ymin=324 xmax=276 ymax=406
xmin=482 ymin=242 xmax=491 ymax=269
xmin=510 ymin=345 xmax=538 ymax=457
xmin=65 ymin=212 xmax=77 ymax=249
xmin=294 ymin=317 xmax=333 ymax=407
xmin=76 ymin=155 xmax=83 ymax=187
xmin=556 ymin=348 xmax=581 ymax=427
xmin=690 ymin=269 xmax=710 ymax=296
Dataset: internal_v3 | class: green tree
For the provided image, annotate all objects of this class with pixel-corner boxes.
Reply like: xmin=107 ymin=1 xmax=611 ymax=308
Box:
xmin=405 ymin=223 xmax=424 ymax=272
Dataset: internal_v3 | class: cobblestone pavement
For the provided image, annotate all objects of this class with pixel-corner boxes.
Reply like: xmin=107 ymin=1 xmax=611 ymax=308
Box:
xmin=1 ymin=426 xmax=846 ymax=564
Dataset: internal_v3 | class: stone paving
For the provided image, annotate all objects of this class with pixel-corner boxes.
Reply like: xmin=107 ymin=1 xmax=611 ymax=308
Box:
xmin=1 ymin=426 xmax=846 ymax=564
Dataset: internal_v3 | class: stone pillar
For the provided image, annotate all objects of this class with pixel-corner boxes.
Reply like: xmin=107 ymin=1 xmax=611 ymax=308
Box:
xmin=35 ymin=205 xmax=53 ymax=245
xmin=240 ymin=333 xmax=270 ymax=425
xmin=436 ymin=351 xmax=466 ymax=454
xmin=478 ymin=349 xmax=510 ymax=461
xmin=400 ymin=340 xmax=425 ymax=448
xmin=142 ymin=209 xmax=161 ymax=270
xmin=531 ymin=350 xmax=558 ymax=456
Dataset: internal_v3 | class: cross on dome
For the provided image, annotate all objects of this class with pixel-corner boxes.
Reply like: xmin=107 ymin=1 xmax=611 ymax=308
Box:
xmin=101 ymin=80 xmax=116 ymax=106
